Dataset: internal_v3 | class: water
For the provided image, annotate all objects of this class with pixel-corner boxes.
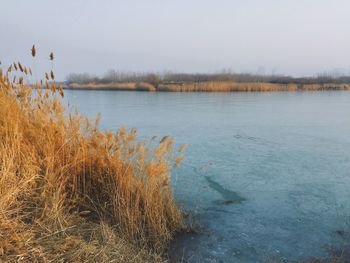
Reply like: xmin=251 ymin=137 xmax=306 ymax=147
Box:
xmin=64 ymin=90 xmax=350 ymax=262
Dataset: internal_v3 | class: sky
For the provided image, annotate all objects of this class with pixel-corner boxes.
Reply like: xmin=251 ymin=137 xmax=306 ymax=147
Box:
xmin=1 ymin=0 xmax=350 ymax=80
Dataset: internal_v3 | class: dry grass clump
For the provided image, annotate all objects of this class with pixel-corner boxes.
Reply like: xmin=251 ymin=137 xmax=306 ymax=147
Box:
xmin=0 ymin=48 xmax=184 ymax=262
xmin=136 ymin=82 xmax=156 ymax=91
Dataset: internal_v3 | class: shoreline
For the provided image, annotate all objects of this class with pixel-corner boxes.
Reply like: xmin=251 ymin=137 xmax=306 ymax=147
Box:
xmin=64 ymin=81 xmax=350 ymax=92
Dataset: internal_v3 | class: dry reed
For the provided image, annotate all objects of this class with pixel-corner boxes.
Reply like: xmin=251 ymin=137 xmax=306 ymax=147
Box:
xmin=157 ymin=82 xmax=350 ymax=92
xmin=135 ymin=82 xmax=156 ymax=91
xmin=66 ymin=81 xmax=350 ymax=92
xmin=0 ymin=48 xmax=184 ymax=262
xmin=66 ymin=82 xmax=137 ymax=90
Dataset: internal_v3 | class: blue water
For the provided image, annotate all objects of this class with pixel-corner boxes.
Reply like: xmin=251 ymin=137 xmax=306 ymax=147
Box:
xmin=64 ymin=90 xmax=350 ymax=262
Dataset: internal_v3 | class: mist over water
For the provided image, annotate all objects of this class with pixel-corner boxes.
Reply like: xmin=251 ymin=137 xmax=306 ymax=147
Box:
xmin=1 ymin=0 xmax=350 ymax=79
xmin=64 ymin=90 xmax=350 ymax=262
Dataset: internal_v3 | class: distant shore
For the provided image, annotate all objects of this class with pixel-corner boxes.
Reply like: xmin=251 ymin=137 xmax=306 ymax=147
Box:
xmin=64 ymin=81 xmax=350 ymax=92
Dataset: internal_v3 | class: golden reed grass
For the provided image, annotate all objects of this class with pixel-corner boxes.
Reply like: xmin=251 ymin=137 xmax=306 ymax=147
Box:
xmin=67 ymin=82 xmax=138 ymax=91
xmin=67 ymin=81 xmax=350 ymax=92
xmin=0 ymin=48 xmax=184 ymax=262
xmin=66 ymin=82 xmax=157 ymax=91
xmin=157 ymin=82 xmax=350 ymax=92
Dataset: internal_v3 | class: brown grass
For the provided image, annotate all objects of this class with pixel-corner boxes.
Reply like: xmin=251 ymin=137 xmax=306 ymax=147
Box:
xmin=66 ymin=82 xmax=137 ymax=90
xmin=66 ymin=81 xmax=350 ymax=92
xmin=0 ymin=49 xmax=184 ymax=262
xmin=135 ymin=82 xmax=156 ymax=91
xmin=157 ymin=82 xmax=350 ymax=92
xmin=66 ymin=81 xmax=156 ymax=91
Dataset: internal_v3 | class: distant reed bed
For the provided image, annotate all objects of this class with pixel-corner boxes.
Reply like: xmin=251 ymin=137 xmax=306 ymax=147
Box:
xmin=66 ymin=82 xmax=156 ymax=91
xmin=0 ymin=47 xmax=184 ymax=262
xmin=157 ymin=82 xmax=350 ymax=92
xmin=66 ymin=81 xmax=350 ymax=92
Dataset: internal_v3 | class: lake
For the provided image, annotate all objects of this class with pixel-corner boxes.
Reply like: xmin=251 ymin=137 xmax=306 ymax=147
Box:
xmin=64 ymin=90 xmax=350 ymax=262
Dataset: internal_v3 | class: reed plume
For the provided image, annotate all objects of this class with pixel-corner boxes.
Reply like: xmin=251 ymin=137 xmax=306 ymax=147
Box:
xmin=31 ymin=44 xmax=36 ymax=57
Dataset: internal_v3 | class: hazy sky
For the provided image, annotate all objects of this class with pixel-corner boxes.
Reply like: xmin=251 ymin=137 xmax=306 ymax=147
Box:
xmin=1 ymin=0 xmax=350 ymax=80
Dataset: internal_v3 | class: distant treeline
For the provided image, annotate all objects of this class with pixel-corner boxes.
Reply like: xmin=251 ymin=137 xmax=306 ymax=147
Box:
xmin=66 ymin=70 xmax=350 ymax=85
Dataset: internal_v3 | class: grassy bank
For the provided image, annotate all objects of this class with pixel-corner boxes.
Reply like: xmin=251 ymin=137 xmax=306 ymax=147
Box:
xmin=0 ymin=50 xmax=185 ymax=262
xmin=65 ymin=81 xmax=350 ymax=92
xmin=66 ymin=82 xmax=155 ymax=91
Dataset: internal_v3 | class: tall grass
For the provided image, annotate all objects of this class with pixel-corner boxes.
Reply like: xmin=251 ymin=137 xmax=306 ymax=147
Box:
xmin=67 ymin=82 xmax=137 ymax=90
xmin=66 ymin=81 xmax=350 ymax=92
xmin=157 ymin=82 xmax=350 ymax=92
xmin=66 ymin=82 xmax=157 ymax=91
xmin=0 ymin=49 xmax=184 ymax=262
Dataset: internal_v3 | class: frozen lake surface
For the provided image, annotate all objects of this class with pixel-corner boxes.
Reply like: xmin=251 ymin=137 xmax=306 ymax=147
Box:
xmin=64 ymin=90 xmax=350 ymax=262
